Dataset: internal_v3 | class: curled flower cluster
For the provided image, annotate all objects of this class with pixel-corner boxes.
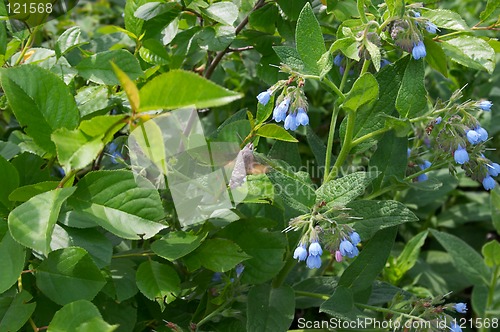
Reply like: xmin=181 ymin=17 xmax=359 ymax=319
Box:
xmin=257 ymin=79 xmax=309 ymax=131
xmin=421 ymin=96 xmax=497 ymax=191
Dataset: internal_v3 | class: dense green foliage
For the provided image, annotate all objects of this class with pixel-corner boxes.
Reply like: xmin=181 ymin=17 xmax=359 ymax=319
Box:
xmin=0 ymin=0 xmax=499 ymax=331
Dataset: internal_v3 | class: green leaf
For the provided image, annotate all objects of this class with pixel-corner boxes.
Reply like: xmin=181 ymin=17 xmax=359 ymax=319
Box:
xmin=52 ymin=128 xmax=104 ymax=174
xmin=75 ymin=85 xmax=113 ymax=118
xmin=0 ymin=291 xmax=36 ymax=332
xmin=273 ymin=46 xmax=304 ymax=71
xmin=249 ymin=3 xmax=278 ymax=34
xmin=200 ymin=1 xmax=239 ymax=26
xmin=482 ymin=240 xmax=500 ymax=267
xmin=267 ymin=170 xmax=316 ymax=213
xmin=423 ymin=37 xmax=448 ymax=77
xmin=256 ymin=94 xmax=275 ymax=124
xmin=430 ymin=229 xmax=491 ymax=285
xmin=386 ymin=230 xmax=428 ymax=283
xmin=0 ymin=141 xmax=20 ymax=160
xmin=256 ymin=124 xmax=298 ymax=142
xmin=480 ymin=0 xmax=500 ymax=21
xmin=369 ymin=132 xmax=407 ymax=191
xmin=491 ymin=187 xmax=500 ymax=233
xmin=246 ymin=284 xmax=294 ymax=332
xmin=306 ymin=126 xmax=326 ymax=169
xmin=350 ymin=200 xmax=419 ymax=240
xmin=441 ymin=36 xmax=496 ymax=74
xmin=0 ymin=65 xmax=80 ymax=153
xmin=218 ymin=219 xmax=287 ymax=284
xmin=276 ymin=0 xmax=308 ymax=21
xmin=316 ymin=171 xmax=379 ymax=206
xmin=136 ymin=260 xmax=180 ymax=308
xmin=151 ymin=231 xmax=207 ymax=261
xmin=8 ymin=187 xmax=76 ymax=255
xmin=328 ymin=37 xmax=360 ymax=61
xmin=0 ymin=155 xmax=18 ymax=213
xmin=320 ymin=286 xmax=360 ymax=321
xmin=55 ymin=26 xmax=87 ymax=58
xmin=36 ymin=247 xmax=107 ymax=305
xmin=0 ymin=223 xmax=25 ymax=293
xmin=396 ymin=58 xmax=427 ymax=118
xmin=76 ymin=50 xmax=143 ymax=85
xmin=107 ymin=259 xmax=138 ymax=302
xmin=471 ymin=284 xmax=489 ymax=318
xmin=112 ymin=62 xmax=140 ymax=113
xmin=338 ymin=227 xmax=398 ymax=293
xmin=183 ymin=238 xmax=251 ymax=272
xmin=341 ymin=72 xmax=379 ymax=112
xmin=366 ymin=40 xmax=381 ymax=71
xmin=295 ymin=3 xmax=326 ymax=75
xmin=69 ymin=170 xmax=166 ymax=240
xmin=78 ymin=115 xmax=127 ymax=141
xmin=8 ymin=181 xmax=60 ymax=202
xmin=139 ymin=70 xmax=243 ymax=112
xmin=125 ymin=0 xmax=147 ymax=37
xmin=423 ymin=9 xmax=469 ymax=30
xmin=48 ymin=300 xmax=117 ymax=332
xmin=134 ymin=2 xmax=177 ymax=20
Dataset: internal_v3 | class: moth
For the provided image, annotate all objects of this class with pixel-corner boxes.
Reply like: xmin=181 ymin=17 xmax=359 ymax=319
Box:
xmin=228 ymin=143 xmax=268 ymax=189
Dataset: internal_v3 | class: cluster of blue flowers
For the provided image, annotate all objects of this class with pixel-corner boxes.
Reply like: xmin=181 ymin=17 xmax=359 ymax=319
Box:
xmin=293 ymin=231 xmax=361 ymax=269
xmin=257 ymin=88 xmax=309 ymax=131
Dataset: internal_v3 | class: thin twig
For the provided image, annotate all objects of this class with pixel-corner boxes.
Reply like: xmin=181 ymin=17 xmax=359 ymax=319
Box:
xmin=204 ymin=0 xmax=265 ymax=78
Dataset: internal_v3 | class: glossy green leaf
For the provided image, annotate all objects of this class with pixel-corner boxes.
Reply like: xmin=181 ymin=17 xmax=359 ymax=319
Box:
xmin=200 ymin=1 xmax=239 ymax=26
xmin=134 ymin=2 xmax=177 ymax=20
xmin=0 ymin=65 xmax=80 ymax=153
xmin=430 ymin=229 xmax=491 ymax=285
xmin=151 ymin=231 xmax=207 ymax=261
xmin=480 ymin=0 xmax=500 ymax=21
xmin=256 ymin=124 xmax=298 ymax=142
xmin=328 ymin=37 xmax=360 ymax=61
xmin=36 ymin=247 xmax=107 ymax=305
xmin=295 ymin=3 xmax=326 ymax=75
xmin=183 ymin=238 xmax=250 ymax=272
xmin=441 ymin=36 xmax=495 ymax=74
xmin=316 ymin=171 xmax=379 ymax=206
xmin=350 ymin=200 xmax=419 ymax=239
xmin=76 ymin=50 xmax=143 ymax=85
xmin=8 ymin=181 xmax=60 ymax=202
xmin=342 ymin=73 xmax=379 ymax=112
xmin=8 ymin=187 xmax=76 ymax=255
xmin=55 ymin=26 xmax=87 ymax=58
xmin=69 ymin=170 xmax=166 ymax=240
xmin=52 ymin=128 xmax=104 ymax=174
xmin=78 ymin=115 xmax=127 ymax=141
xmin=0 ymin=223 xmax=25 ymax=293
xmin=0 ymin=291 xmax=36 ymax=332
xmin=0 ymin=141 xmax=20 ymax=160
xmin=218 ymin=219 xmax=287 ymax=284
xmin=125 ymin=0 xmax=147 ymax=37
xmin=246 ymin=284 xmax=294 ymax=332
xmin=423 ymin=9 xmax=469 ymax=30
xmin=338 ymin=227 xmax=398 ymax=293
xmin=47 ymin=300 xmax=117 ymax=332
xmin=396 ymin=58 xmax=427 ymax=118
xmin=249 ymin=3 xmax=278 ymax=34
xmin=107 ymin=259 xmax=138 ymax=302
xmin=423 ymin=37 xmax=448 ymax=77
xmin=256 ymin=94 xmax=275 ymax=124
xmin=385 ymin=230 xmax=428 ymax=283
xmin=276 ymin=0 xmax=308 ymax=21
xmin=139 ymin=70 xmax=243 ymax=112
xmin=136 ymin=260 xmax=180 ymax=308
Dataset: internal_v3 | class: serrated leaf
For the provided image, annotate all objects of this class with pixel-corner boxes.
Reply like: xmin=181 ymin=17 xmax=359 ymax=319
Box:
xmin=8 ymin=181 xmax=60 ymax=202
xmin=441 ymin=36 xmax=496 ymax=74
xmin=125 ymin=0 xmax=147 ymax=38
xmin=396 ymin=58 xmax=427 ymax=118
xmin=316 ymin=171 xmax=379 ymax=206
xmin=136 ymin=260 xmax=181 ymax=308
xmin=342 ymin=73 xmax=379 ymax=112
xmin=48 ymin=300 xmax=116 ymax=332
xmin=76 ymin=50 xmax=143 ymax=85
xmin=0 ymin=223 xmax=25 ymax=293
xmin=0 ymin=65 xmax=80 ymax=153
xmin=36 ymin=247 xmax=107 ymax=305
xmin=183 ymin=238 xmax=251 ymax=272
xmin=200 ymin=1 xmax=239 ymax=26
xmin=8 ymin=188 xmax=76 ymax=255
xmin=295 ymin=3 xmax=326 ymax=75
xmin=139 ymin=70 xmax=242 ymax=112
xmin=151 ymin=231 xmax=207 ymax=261
xmin=350 ymin=200 xmax=418 ymax=239
xmin=247 ymin=284 xmax=294 ymax=332
xmin=134 ymin=1 xmax=177 ymax=20
xmin=78 ymin=115 xmax=127 ymax=141
xmin=256 ymin=124 xmax=298 ymax=142
xmin=69 ymin=170 xmax=166 ymax=240
xmin=430 ymin=229 xmax=490 ymax=285
xmin=55 ymin=26 xmax=86 ymax=58
xmin=111 ymin=63 xmax=140 ymax=112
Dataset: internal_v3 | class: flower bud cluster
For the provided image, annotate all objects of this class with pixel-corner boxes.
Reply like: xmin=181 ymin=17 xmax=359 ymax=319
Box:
xmin=256 ymin=78 xmax=309 ymax=131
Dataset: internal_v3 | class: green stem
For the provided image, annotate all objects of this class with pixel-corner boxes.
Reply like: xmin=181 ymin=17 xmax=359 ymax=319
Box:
xmin=322 ymin=78 xmax=345 ymax=101
xmin=486 ymin=265 xmax=499 ymax=317
xmin=112 ymin=251 xmax=155 ymax=259
xmin=323 ymin=105 xmax=340 ymax=182
xmin=360 ymin=59 xmax=371 ymax=74
xmin=272 ymin=253 xmax=297 ymax=288
xmin=14 ymin=26 xmax=39 ymax=66
xmin=357 ymin=0 xmax=368 ymax=23
xmin=57 ymin=169 xmax=78 ymax=188
xmin=351 ymin=127 xmax=391 ymax=147
xmin=339 ymin=60 xmax=352 ymax=92
xmin=294 ymin=290 xmax=329 ymax=300
xmin=196 ymin=302 xmax=231 ymax=328
xmin=326 ymin=111 xmax=357 ymax=182
xmin=355 ymin=303 xmax=428 ymax=322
